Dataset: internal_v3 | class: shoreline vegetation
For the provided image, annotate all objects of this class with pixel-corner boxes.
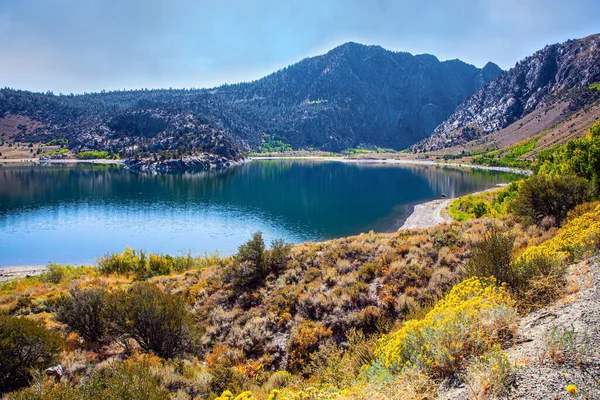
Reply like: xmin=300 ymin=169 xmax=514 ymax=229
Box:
xmin=1 ymin=152 xmax=532 ymax=175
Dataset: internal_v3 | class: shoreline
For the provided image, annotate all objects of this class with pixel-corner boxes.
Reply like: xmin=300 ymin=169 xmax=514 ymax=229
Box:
xmin=2 ymin=155 xmax=531 ymax=176
xmin=398 ymin=184 xmax=509 ymax=231
xmin=399 ymin=199 xmax=453 ymax=230
xmin=0 ymin=265 xmax=48 ymax=282
xmin=249 ymin=156 xmax=531 ymax=175
xmin=0 ymin=158 xmax=124 ymax=165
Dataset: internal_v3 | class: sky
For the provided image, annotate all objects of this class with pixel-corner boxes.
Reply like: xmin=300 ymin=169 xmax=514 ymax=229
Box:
xmin=0 ymin=0 xmax=598 ymax=94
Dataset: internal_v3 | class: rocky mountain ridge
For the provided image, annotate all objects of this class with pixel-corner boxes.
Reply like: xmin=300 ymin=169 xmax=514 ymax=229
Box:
xmin=414 ymin=34 xmax=600 ymax=152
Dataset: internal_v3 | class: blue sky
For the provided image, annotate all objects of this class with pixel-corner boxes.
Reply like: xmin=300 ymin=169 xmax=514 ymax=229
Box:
xmin=0 ymin=0 xmax=598 ymax=94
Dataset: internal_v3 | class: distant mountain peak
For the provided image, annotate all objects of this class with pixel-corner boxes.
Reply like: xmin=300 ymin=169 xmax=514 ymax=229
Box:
xmin=482 ymin=61 xmax=502 ymax=72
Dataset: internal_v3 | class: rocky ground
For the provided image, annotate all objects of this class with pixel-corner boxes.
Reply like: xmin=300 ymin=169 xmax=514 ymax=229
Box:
xmin=440 ymin=257 xmax=600 ymax=399
xmin=505 ymin=257 xmax=600 ymax=399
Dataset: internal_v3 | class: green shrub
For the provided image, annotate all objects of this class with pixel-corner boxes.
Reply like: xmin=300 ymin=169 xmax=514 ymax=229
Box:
xmin=225 ymin=233 xmax=289 ymax=288
xmin=0 ymin=315 xmax=63 ymax=393
xmin=107 ymin=283 xmax=197 ymax=358
xmin=40 ymin=264 xmax=66 ymax=284
xmin=76 ymin=151 xmax=113 ymax=159
xmin=97 ymin=248 xmax=201 ymax=279
xmin=464 ymin=225 xmax=515 ymax=285
xmin=267 ymin=238 xmax=291 ymax=273
xmin=536 ymin=119 xmax=600 ymax=194
xmin=466 ymin=226 xmax=567 ymax=311
xmin=511 ymin=174 xmax=591 ymax=226
xmin=55 ymin=288 xmax=108 ymax=347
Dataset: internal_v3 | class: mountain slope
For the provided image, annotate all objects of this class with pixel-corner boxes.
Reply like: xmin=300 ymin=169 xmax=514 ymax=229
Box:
xmin=414 ymin=34 xmax=600 ymax=152
xmin=0 ymin=43 xmax=501 ymax=155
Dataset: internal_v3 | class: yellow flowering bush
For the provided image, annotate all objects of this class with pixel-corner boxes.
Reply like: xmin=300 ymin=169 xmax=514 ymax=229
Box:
xmin=215 ymin=390 xmax=257 ymax=400
xmin=375 ymin=277 xmax=516 ymax=378
xmin=519 ymin=204 xmax=600 ymax=262
xmin=266 ymin=385 xmax=347 ymax=400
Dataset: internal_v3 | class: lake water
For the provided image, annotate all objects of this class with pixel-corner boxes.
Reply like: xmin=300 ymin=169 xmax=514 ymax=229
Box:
xmin=0 ymin=160 xmax=520 ymax=266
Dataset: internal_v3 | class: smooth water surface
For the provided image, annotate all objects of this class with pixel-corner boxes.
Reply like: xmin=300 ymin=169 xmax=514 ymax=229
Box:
xmin=0 ymin=160 xmax=520 ymax=266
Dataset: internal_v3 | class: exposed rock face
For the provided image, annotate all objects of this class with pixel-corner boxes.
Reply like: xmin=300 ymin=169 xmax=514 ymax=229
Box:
xmin=415 ymin=34 xmax=600 ymax=152
xmin=124 ymin=154 xmax=245 ymax=172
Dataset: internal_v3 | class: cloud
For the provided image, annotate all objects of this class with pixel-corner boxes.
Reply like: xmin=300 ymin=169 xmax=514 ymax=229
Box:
xmin=0 ymin=0 xmax=598 ymax=93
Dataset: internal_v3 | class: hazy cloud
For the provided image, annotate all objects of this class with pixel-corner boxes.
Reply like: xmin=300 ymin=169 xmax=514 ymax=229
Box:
xmin=0 ymin=0 xmax=598 ymax=93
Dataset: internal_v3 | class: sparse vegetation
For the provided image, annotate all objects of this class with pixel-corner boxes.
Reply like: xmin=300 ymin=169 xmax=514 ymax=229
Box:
xmin=76 ymin=150 xmax=117 ymax=159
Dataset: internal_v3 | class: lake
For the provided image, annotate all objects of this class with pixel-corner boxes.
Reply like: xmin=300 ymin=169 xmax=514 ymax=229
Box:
xmin=0 ymin=160 xmax=520 ymax=266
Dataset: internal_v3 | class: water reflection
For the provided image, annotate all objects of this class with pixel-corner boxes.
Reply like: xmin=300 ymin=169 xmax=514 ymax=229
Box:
xmin=0 ymin=161 xmax=520 ymax=266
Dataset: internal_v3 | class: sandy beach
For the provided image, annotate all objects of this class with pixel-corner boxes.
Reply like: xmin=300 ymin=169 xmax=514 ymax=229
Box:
xmin=399 ymin=199 xmax=453 ymax=230
xmin=398 ymin=184 xmax=509 ymax=230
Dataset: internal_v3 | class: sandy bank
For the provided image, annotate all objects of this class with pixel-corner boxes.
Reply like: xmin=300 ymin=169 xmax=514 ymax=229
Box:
xmin=0 ymin=265 xmax=47 ymax=282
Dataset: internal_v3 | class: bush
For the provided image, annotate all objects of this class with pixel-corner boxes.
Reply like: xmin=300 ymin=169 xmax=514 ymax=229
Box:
xmin=519 ymin=203 xmax=600 ymax=263
xmin=0 ymin=315 xmax=63 ymax=393
xmin=511 ymin=174 xmax=591 ymax=226
xmin=466 ymin=225 xmax=567 ymax=310
xmin=508 ymin=254 xmax=566 ymax=311
xmin=375 ymin=277 xmax=516 ymax=378
xmin=465 ymin=345 xmax=513 ymax=398
xmin=55 ymin=288 xmax=108 ymax=347
xmin=7 ymin=360 xmax=169 ymax=400
xmin=464 ymin=224 xmax=515 ymax=285
xmin=225 ymin=233 xmax=289 ymax=289
xmin=40 ymin=264 xmax=66 ymax=284
xmin=97 ymin=248 xmax=200 ymax=279
xmin=107 ymin=282 xmax=196 ymax=358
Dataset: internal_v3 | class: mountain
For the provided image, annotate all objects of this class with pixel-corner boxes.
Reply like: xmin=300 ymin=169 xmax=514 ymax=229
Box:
xmin=414 ymin=34 xmax=600 ymax=152
xmin=211 ymin=43 xmax=501 ymax=150
xmin=0 ymin=43 xmax=501 ymax=157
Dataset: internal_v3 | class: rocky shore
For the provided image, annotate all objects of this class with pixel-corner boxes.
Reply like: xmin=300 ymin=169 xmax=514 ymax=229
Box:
xmin=123 ymin=154 xmax=246 ymax=172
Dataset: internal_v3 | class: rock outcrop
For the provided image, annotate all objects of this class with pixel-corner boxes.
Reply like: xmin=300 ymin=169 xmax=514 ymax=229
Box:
xmin=124 ymin=154 xmax=245 ymax=173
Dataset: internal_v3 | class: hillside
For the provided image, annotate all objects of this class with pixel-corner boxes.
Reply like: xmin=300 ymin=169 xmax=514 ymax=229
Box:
xmin=1 ymin=120 xmax=600 ymax=399
xmin=414 ymin=34 xmax=600 ymax=152
xmin=0 ymin=43 xmax=500 ymax=157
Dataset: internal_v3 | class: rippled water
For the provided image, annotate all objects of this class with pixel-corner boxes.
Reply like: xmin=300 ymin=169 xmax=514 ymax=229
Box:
xmin=0 ymin=160 xmax=520 ymax=266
